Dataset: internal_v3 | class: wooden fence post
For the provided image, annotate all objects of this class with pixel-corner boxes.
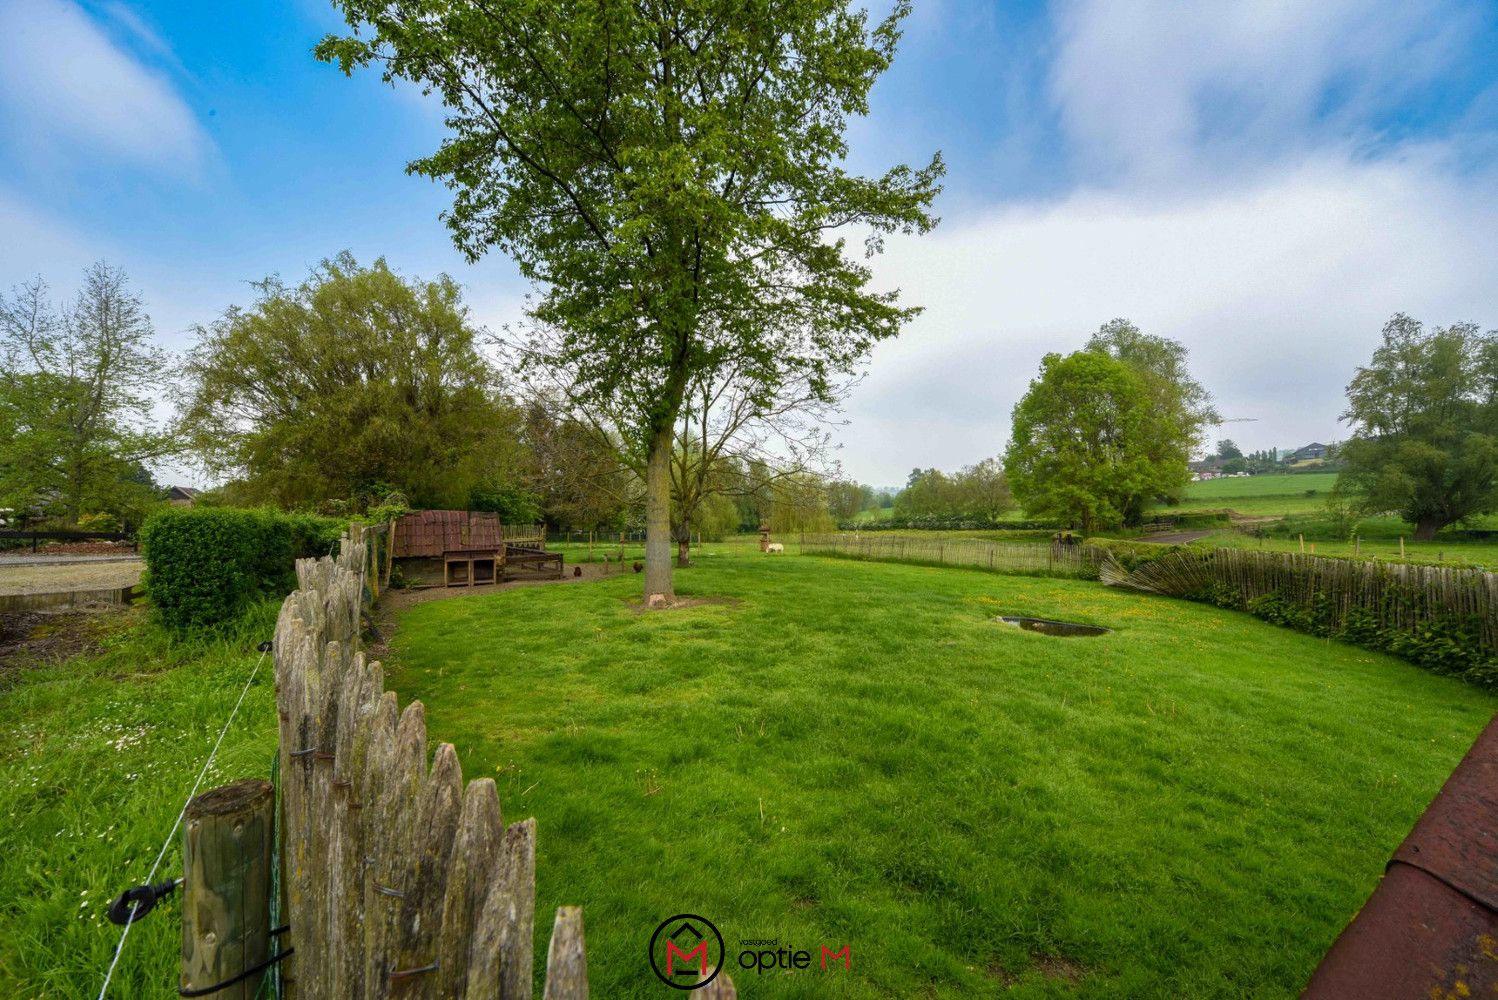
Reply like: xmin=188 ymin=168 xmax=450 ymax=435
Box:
xmin=386 ymin=517 xmax=397 ymax=587
xmin=180 ymin=779 xmax=275 ymax=999
xmin=368 ymin=529 xmax=380 ymax=602
xmin=543 ymin=907 xmax=589 ymax=999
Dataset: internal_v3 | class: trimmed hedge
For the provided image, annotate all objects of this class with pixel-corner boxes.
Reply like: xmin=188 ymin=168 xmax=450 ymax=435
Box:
xmin=140 ymin=507 xmax=345 ymax=630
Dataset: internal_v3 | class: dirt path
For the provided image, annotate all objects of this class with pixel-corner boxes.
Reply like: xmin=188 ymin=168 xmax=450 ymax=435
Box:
xmin=0 ymin=606 xmax=143 ymax=668
xmin=1136 ymin=530 xmax=1214 ymax=545
xmin=0 ymin=560 xmax=142 ymax=596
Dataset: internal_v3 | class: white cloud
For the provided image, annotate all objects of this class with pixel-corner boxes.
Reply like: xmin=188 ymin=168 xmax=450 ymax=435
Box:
xmin=1049 ymin=0 xmax=1481 ymax=187
xmin=0 ymin=0 xmax=212 ymax=178
xmin=841 ymin=154 xmax=1498 ymax=484
xmin=0 ymin=186 xmax=110 ymax=290
xmin=830 ymin=0 xmax=1498 ymax=484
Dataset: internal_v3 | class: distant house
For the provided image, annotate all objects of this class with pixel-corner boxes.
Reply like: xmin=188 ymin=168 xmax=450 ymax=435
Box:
xmin=165 ymin=486 xmax=199 ymax=506
xmin=1287 ymin=443 xmax=1329 ymax=462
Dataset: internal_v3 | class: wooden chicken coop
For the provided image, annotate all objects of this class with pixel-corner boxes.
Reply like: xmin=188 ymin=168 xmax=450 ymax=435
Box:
xmin=392 ymin=510 xmax=562 ymax=587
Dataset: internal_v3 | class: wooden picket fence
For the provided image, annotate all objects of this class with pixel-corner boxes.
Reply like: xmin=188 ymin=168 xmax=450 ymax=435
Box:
xmin=271 ymin=524 xmax=598 ymax=998
xmin=1100 ymin=547 xmax=1498 ymax=659
xmin=801 ymin=533 xmax=1103 ymax=579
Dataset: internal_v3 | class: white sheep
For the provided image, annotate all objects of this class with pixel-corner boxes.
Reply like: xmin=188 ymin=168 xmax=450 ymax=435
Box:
xmin=765 ymin=543 xmax=784 ymax=554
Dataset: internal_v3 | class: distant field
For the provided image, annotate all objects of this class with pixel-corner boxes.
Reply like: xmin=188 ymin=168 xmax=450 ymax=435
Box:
xmin=1182 ymin=472 xmax=1340 ymax=500
xmin=1158 ymin=472 xmax=1340 ymax=516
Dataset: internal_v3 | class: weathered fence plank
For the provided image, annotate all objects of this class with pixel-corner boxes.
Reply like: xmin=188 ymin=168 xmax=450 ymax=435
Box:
xmin=436 ymin=779 xmax=505 ymax=996
xmin=273 ymin=525 xmax=587 ymax=998
xmin=542 ymin=908 xmax=587 ymax=1000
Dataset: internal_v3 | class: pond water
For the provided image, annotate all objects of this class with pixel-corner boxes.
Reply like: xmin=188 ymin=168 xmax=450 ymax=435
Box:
xmin=995 ymin=615 xmax=1111 ymax=637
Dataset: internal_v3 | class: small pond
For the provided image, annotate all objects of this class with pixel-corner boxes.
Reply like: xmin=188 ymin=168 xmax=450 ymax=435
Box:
xmin=995 ymin=615 xmax=1111 ymax=637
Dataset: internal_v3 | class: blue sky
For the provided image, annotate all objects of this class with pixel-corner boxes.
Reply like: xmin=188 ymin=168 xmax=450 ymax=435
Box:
xmin=3 ymin=1 xmax=1498 ymax=486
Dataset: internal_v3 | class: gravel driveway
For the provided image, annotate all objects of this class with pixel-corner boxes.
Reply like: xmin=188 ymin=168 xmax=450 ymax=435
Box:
xmin=0 ymin=560 xmax=143 ymax=596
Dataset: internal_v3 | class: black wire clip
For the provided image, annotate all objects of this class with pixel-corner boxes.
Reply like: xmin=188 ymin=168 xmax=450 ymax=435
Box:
xmin=107 ymin=879 xmax=180 ymax=926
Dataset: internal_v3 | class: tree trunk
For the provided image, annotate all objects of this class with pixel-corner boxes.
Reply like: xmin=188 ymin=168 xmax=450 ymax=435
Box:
xmin=644 ymin=423 xmax=674 ymax=603
xmin=676 ymin=518 xmax=691 ymax=567
xmin=1413 ymin=517 xmax=1443 ymax=541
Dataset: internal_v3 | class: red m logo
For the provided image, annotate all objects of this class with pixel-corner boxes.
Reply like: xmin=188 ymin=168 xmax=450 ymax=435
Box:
xmin=821 ymin=945 xmax=851 ymax=970
xmin=666 ymin=939 xmax=709 ymax=976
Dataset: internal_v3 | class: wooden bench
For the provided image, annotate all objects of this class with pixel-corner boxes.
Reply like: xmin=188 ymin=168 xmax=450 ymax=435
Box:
xmin=444 ymin=549 xmax=500 ymax=587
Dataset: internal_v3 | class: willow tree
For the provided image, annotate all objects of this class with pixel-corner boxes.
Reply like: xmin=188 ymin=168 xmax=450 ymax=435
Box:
xmin=1005 ymin=351 xmax=1172 ymax=535
xmin=1085 ymin=318 xmax=1217 ymax=522
xmin=179 ymin=255 xmax=515 ymax=509
xmin=1339 ymin=313 xmax=1498 ymax=539
xmin=317 ymin=0 xmax=942 ymax=602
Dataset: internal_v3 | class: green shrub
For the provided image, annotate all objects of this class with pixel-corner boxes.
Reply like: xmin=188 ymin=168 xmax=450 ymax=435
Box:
xmin=468 ymin=485 xmax=542 ymax=523
xmin=76 ymin=512 xmax=123 ymax=533
xmin=1086 ymin=537 xmax=1182 ymax=571
xmin=140 ymin=507 xmax=344 ymax=630
xmin=1241 ymin=587 xmax=1496 ymax=689
xmin=1174 ymin=510 xmax=1233 ymax=530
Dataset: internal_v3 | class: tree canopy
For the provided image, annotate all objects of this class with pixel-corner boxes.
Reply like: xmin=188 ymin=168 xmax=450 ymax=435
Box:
xmin=1338 ymin=313 xmax=1498 ymax=539
xmin=0 ymin=264 xmax=175 ymax=525
xmin=1004 ymin=350 xmax=1178 ymax=534
xmin=1215 ymin=439 xmax=1242 ymax=460
xmin=1085 ymin=318 xmax=1214 ymax=519
xmin=317 ymin=0 xmax=942 ymax=599
xmin=180 ymin=254 xmax=521 ymax=509
xmin=898 ymin=459 xmax=1012 ymax=523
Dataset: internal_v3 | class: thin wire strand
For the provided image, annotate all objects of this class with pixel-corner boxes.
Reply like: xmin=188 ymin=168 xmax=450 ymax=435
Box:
xmin=97 ymin=645 xmax=271 ymax=1000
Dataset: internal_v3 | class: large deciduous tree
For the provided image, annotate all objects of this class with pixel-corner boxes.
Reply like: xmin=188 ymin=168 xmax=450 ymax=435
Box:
xmin=1085 ymin=318 xmax=1215 ymax=520
xmin=1338 ymin=313 xmax=1498 ymax=540
xmin=180 ymin=254 xmax=519 ymax=509
xmin=0 ymin=265 xmax=175 ymax=524
xmin=317 ymin=0 xmax=942 ymax=601
xmin=1004 ymin=351 xmax=1176 ymax=535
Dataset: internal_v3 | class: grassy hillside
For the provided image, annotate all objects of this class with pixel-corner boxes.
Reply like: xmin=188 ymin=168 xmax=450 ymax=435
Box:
xmin=1162 ymin=472 xmax=1340 ymax=516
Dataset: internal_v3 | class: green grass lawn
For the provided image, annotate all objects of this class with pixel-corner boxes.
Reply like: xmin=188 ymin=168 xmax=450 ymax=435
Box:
xmin=387 ymin=553 xmax=1496 ymax=999
xmin=0 ymin=603 xmax=282 ymax=997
